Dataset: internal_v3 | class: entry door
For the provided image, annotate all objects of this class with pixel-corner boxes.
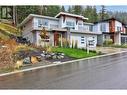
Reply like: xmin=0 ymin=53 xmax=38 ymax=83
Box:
xmin=54 ymin=32 xmax=61 ymax=46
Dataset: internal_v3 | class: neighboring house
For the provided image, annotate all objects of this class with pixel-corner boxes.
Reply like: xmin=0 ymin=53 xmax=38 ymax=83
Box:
xmin=19 ymin=12 xmax=101 ymax=49
xmin=94 ymin=17 xmax=127 ymax=45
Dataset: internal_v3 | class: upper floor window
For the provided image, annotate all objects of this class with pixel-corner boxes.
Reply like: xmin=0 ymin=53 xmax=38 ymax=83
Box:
xmin=84 ymin=25 xmax=89 ymax=31
xmin=89 ymin=25 xmax=93 ymax=31
xmin=66 ymin=21 xmax=75 ymax=29
xmin=38 ymin=19 xmax=48 ymax=27
xmin=100 ymin=24 xmax=106 ymax=32
xmin=117 ymin=26 xmax=121 ymax=32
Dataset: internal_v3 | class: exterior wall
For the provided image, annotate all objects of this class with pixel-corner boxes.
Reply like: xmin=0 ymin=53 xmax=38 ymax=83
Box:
xmin=70 ymin=33 xmax=97 ymax=49
xmin=36 ymin=31 xmax=54 ymax=46
xmin=93 ymin=22 xmax=109 ymax=33
xmin=22 ymin=18 xmax=35 ymax=43
xmin=115 ymin=21 xmax=122 ymax=32
xmin=114 ymin=32 xmax=121 ymax=45
xmin=121 ymin=34 xmax=127 ymax=44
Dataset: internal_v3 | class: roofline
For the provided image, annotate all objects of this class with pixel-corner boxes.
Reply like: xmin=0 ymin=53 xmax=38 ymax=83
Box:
xmin=84 ymin=22 xmax=94 ymax=25
xmin=19 ymin=14 xmax=59 ymax=27
xmin=55 ymin=12 xmax=88 ymax=20
xmin=94 ymin=17 xmax=126 ymax=25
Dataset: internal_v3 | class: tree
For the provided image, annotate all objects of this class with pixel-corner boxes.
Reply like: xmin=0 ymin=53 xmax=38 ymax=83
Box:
xmin=98 ymin=5 xmax=109 ymax=20
xmin=17 ymin=6 xmax=40 ymax=24
xmin=82 ymin=6 xmax=99 ymax=23
xmin=71 ymin=5 xmax=83 ymax=15
xmin=45 ymin=6 xmax=61 ymax=17
xmin=61 ymin=6 xmax=65 ymax=12
xmin=68 ymin=6 xmax=72 ymax=13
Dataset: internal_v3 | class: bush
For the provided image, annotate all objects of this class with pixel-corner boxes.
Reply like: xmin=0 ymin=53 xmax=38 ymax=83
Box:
xmin=103 ymin=39 xmax=113 ymax=46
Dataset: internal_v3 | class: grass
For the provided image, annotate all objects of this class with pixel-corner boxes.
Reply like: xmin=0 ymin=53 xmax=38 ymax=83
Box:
xmin=52 ymin=47 xmax=97 ymax=59
xmin=111 ymin=44 xmax=127 ymax=48
xmin=0 ymin=22 xmax=21 ymax=36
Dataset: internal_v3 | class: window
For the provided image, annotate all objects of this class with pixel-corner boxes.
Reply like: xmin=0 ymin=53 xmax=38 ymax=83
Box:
xmin=89 ymin=25 xmax=93 ymax=31
xmin=81 ymin=36 xmax=85 ymax=44
xmin=117 ymin=26 xmax=121 ymax=31
xmin=66 ymin=21 xmax=75 ymax=29
xmin=38 ymin=19 xmax=48 ymax=27
xmin=100 ymin=24 xmax=106 ymax=32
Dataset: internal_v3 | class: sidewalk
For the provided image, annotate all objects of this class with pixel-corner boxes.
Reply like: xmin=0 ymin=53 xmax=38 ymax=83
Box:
xmin=96 ymin=47 xmax=127 ymax=54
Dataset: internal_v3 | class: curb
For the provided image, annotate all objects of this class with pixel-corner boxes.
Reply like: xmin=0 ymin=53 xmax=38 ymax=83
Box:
xmin=0 ymin=50 xmax=127 ymax=77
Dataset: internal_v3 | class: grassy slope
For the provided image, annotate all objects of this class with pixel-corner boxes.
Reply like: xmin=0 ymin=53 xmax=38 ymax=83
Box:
xmin=52 ymin=47 xmax=97 ymax=59
xmin=0 ymin=23 xmax=21 ymax=38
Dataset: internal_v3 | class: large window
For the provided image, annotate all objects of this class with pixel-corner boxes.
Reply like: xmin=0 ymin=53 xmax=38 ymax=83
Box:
xmin=38 ymin=19 xmax=49 ymax=27
xmin=66 ymin=21 xmax=75 ymax=29
xmin=0 ymin=6 xmax=13 ymax=19
xmin=100 ymin=24 xmax=106 ymax=32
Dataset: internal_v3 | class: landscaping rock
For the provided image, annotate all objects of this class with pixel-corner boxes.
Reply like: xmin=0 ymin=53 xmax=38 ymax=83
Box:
xmin=31 ymin=56 xmax=38 ymax=64
xmin=23 ymin=57 xmax=31 ymax=64
xmin=15 ymin=60 xmax=23 ymax=69
xmin=40 ymin=53 xmax=45 ymax=57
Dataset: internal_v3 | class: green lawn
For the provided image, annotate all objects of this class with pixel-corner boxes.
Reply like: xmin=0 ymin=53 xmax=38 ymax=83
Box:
xmin=52 ymin=47 xmax=97 ymax=59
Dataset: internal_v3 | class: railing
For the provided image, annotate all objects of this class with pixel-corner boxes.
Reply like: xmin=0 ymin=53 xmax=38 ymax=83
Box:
xmin=50 ymin=24 xmax=58 ymax=29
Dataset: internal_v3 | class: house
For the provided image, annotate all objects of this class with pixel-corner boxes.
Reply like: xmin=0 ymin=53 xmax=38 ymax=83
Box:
xmin=94 ymin=17 xmax=127 ymax=45
xmin=19 ymin=12 xmax=101 ymax=49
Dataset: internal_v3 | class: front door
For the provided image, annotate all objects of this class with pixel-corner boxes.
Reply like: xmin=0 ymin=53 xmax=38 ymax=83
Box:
xmin=54 ymin=32 xmax=61 ymax=46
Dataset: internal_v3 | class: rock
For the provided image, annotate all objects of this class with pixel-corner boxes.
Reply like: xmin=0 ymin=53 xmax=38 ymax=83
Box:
xmin=61 ymin=53 xmax=65 ymax=56
xmin=40 ymin=53 xmax=45 ymax=57
xmin=36 ymin=56 xmax=42 ymax=62
xmin=45 ymin=54 xmax=51 ymax=59
xmin=23 ymin=57 xmax=31 ymax=64
xmin=60 ymin=55 xmax=64 ymax=59
xmin=52 ymin=55 xmax=57 ymax=59
xmin=15 ymin=60 xmax=23 ymax=69
xmin=31 ymin=56 xmax=39 ymax=64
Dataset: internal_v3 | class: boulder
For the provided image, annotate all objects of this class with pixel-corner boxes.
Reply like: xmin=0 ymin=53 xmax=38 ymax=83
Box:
xmin=31 ymin=56 xmax=39 ymax=64
xmin=15 ymin=60 xmax=23 ymax=69
xmin=23 ymin=57 xmax=31 ymax=64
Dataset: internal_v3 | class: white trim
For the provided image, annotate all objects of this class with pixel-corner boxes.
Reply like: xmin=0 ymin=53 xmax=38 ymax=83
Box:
xmin=55 ymin=12 xmax=88 ymax=20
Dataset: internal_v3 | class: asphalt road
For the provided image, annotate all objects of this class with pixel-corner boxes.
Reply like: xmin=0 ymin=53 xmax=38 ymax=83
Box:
xmin=1 ymin=52 xmax=127 ymax=89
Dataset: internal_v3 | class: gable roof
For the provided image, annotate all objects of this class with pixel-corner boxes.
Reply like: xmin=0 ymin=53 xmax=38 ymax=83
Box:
xmin=55 ymin=12 xmax=88 ymax=20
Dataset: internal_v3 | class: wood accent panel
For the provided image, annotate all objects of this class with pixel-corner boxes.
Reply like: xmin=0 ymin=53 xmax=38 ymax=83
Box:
xmin=109 ymin=20 xmax=115 ymax=32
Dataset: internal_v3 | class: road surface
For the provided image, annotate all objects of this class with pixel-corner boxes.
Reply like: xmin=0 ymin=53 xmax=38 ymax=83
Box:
xmin=1 ymin=52 xmax=127 ymax=89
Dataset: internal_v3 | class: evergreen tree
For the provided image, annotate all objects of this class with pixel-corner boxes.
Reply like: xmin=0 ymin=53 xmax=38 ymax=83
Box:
xmin=72 ymin=5 xmax=83 ymax=15
xmin=61 ymin=6 xmax=65 ymax=12
xmin=68 ymin=6 xmax=72 ymax=13
xmin=45 ymin=6 xmax=61 ymax=17
xmin=98 ymin=5 xmax=109 ymax=20
xmin=82 ymin=6 xmax=98 ymax=23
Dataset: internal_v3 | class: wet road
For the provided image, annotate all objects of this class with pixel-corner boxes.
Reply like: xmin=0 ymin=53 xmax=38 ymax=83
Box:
xmin=1 ymin=52 xmax=127 ymax=89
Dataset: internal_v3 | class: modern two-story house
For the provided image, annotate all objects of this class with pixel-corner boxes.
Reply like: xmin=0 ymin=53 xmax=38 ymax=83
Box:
xmin=19 ymin=12 xmax=101 ymax=49
xmin=94 ymin=17 xmax=127 ymax=45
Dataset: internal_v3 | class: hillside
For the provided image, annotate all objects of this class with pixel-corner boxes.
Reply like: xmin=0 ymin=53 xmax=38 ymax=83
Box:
xmin=0 ymin=22 xmax=21 ymax=39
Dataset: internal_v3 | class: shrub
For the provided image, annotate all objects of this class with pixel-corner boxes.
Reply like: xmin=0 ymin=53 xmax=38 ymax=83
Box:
xmin=103 ymin=39 xmax=113 ymax=46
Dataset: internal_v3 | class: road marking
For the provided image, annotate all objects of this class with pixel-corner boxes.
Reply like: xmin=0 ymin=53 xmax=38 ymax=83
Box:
xmin=0 ymin=50 xmax=127 ymax=77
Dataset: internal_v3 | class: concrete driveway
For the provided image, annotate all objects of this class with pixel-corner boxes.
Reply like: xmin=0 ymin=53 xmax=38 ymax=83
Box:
xmin=96 ymin=47 xmax=127 ymax=54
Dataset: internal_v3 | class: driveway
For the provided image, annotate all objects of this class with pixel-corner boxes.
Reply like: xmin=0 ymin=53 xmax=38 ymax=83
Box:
xmin=1 ymin=52 xmax=127 ymax=89
xmin=96 ymin=47 xmax=127 ymax=54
